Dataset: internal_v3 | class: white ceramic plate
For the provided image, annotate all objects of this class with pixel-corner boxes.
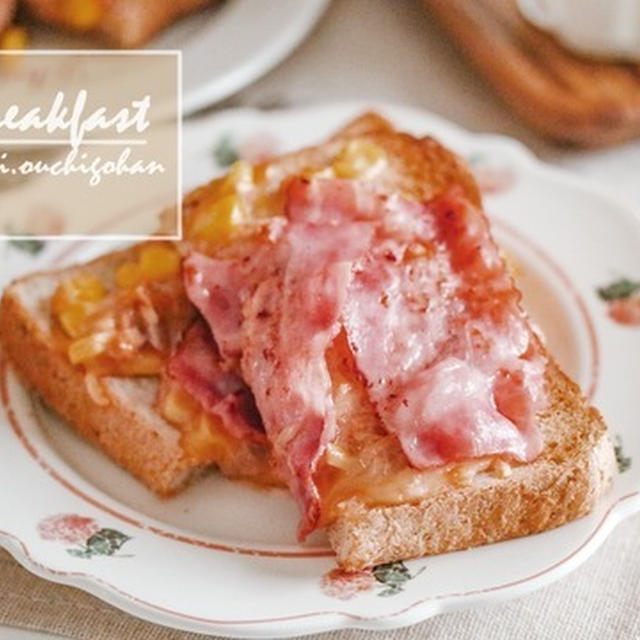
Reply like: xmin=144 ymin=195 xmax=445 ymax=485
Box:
xmin=1 ymin=103 xmax=639 ymax=637
xmin=28 ymin=0 xmax=330 ymax=114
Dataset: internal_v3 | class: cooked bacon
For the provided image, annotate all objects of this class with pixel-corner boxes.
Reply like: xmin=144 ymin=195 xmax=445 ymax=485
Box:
xmin=166 ymin=320 xmax=263 ymax=441
xmin=184 ymin=176 xmax=546 ymax=537
xmin=182 ymin=242 xmax=285 ymax=365
xmin=343 ymin=189 xmax=545 ymax=467
xmin=241 ymin=194 xmax=374 ymax=538
xmin=183 ymin=253 xmax=246 ymax=362
xmin=106 ymin=278 xmax=194 ymax=358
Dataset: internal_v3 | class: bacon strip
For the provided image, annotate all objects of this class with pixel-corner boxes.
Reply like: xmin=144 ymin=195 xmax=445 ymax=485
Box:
xmin=183 ymin=177 xmax=546 ymax=537
xmin=166 ymin=321 xmax=263 ymax=441
xmin=183 ymin=253 xmax=246 ymax=362
xmin=343 ymin=191 xmax=545 ymax=467
xmin=241 ymin=186 xmax=375 ymax=538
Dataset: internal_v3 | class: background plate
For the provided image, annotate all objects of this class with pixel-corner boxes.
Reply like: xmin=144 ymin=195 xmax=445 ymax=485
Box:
xmin=0 ymin=103 xmax=639 ymax=637
xmin=28 ymin=0 xmax=330 ymax=114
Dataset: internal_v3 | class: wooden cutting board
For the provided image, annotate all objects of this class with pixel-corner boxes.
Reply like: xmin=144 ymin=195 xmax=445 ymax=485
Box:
xmin=424 ymin=0 xmax=640 ymax=147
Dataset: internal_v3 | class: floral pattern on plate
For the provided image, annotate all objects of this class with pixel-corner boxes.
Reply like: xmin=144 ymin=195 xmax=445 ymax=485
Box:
xmin=614 ymin=437 xmax=632 ymax=473
xmin=213 ymin=131 xmax=281 ymax=168
xmin=321 ymin=561 xmax=425 ymax=600
xmin=38 ymin=514 xmax=132 ymax=559
xmin=597 ymin=278 xmax=640 ymax=327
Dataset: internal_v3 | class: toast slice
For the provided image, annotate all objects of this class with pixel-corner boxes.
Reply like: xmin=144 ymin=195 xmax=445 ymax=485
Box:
xmin=0 ymin=113 xmax=616 ymax=569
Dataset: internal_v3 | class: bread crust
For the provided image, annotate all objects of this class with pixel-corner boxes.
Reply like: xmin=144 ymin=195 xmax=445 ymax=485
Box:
xmin=328 ymin=362 xmax=616 ymax=569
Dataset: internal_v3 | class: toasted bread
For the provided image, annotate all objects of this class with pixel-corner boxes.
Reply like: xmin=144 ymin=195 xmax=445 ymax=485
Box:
xmin=328 ymin=359 xmax=615 ymax=569
xmin=0 ymin=245 xmax=285 ymax=493
xmin=0 ymin=248 xmax=201 ymax=494
xmin=0 ymin=113 xmax=616 ymax=569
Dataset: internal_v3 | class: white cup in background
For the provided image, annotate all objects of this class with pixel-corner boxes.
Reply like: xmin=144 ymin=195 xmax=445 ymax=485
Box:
xmin=517 ymin=0 xmax=640 ymax=60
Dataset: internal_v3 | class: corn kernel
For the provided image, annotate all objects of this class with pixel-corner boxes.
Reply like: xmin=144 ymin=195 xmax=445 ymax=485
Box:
xmin=62 ymin=0 xmax=103 ymax=30
xmin=68 ymin=332 xmax=111 ymax=365
xmin=192 ymin=194 xmax=242 ymax=243
xmin=161 ymin=387 xmax=200 ymax=425
xmin=223 ymin=161 xmax=253 ymax=193
xmin=71 ymin=274 xmax=106 ymax=302
xmin=57 ymin=304 xmax=86 ymax=338
xmin=333 ymin=140 xmax=386 ymax=179
xmin=52 ymin=275 xmax=105 ymax=337
xmin=139 ymin=244 xmax=181 ymax=281
xmin=113 ymin=351 xmax=164 ymax=376
xmin=182 ymin=414 xmax=231 ymax=461
xmin=115 ymin=262 xmax=141 ymax=289
xmin=51 ymin=286 xmax=67 ymax=317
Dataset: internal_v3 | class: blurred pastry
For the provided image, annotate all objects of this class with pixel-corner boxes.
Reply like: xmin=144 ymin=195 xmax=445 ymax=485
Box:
xmin=22 ymin=0 xmax=215 ymax=47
